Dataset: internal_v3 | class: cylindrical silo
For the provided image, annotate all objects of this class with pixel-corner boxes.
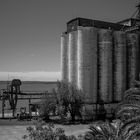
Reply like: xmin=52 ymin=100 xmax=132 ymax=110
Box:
xmin=68 ymin=30 xmax=78 ymax=86
xmin=98 ymin=29 xmax=112 ymax=103
xmin=77 ymin=26 xmax=97 ymax=103
xmin=61 ymin=32 xmax=69 ymax=82
xmin=126 ymin=33 xmax=139 ymax=88
xmin=113 ymin=31 xmax=126 ymax=102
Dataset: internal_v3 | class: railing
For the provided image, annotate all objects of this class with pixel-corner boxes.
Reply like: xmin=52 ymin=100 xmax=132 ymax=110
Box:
xmin=0 ymin=91 xmax=56 ymax=100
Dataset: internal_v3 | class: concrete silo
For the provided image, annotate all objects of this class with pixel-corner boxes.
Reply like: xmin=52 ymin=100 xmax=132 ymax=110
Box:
xmin=68 ymin=31 xmax=78 ymax=86
xmin=98 ymin=29 xmax=113 ymax=103
xmin=126 ymin=33 xmax=139 ymax=88
xmin=62 ymin=17 xmax=140 ymax=105
xmin=61 ymin=32 xmax=69 ymax=82
xmin=77 ymin=26 xmax=97 ymax=103
xmin=113 ymin=31 xmax=126 ymax=102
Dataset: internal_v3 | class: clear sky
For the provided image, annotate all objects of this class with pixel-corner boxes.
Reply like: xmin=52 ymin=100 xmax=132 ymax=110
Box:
xmin=0 ymin=0 xmax=139 ymax=81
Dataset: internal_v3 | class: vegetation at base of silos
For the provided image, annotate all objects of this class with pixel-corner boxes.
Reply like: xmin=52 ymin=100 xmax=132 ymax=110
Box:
xmin=38 ymin=80 xmax=84 ymax=123
xmin=116 ymin=83 xmax=140 ymax=122
xmin=39 ymin=92 xmax=57 ymax=122
xmin=84 ymin=80 xmax=140 ymax=140
xmin=23 ymin=80 xmax=140 ymax=140
xmin=56 ymin=81 xmax=84 ymax=122
xmin=85 ymin=119 xmax=140 ymax=140
xmin=22 ymin=119 xmax=80 ymax=140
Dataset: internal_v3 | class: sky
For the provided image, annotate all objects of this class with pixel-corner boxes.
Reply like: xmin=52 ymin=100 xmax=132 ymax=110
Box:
xmin=0 ymin=0 xmax=139 ymax=81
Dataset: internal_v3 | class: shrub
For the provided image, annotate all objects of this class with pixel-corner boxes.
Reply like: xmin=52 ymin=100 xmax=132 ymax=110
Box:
xmin=38 ymin=93 xmax=57 ymax=122
xmin=22 ymin=119 xmax=82 ymax=140
xmin=56 ymin=81 xmax=84 ymax=122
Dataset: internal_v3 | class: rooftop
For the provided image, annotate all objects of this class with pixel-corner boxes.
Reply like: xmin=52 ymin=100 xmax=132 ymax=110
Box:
xmin=66 ymin=17 xmax=139 ymax=33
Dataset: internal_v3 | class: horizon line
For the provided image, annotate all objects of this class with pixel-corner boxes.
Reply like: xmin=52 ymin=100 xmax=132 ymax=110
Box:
xmin=0 ymin=71 xmax=61 ymax=81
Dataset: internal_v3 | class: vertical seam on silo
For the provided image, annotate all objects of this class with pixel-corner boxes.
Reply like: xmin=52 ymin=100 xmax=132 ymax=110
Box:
xmin=112 ymin=31 xmax=115 ymax=102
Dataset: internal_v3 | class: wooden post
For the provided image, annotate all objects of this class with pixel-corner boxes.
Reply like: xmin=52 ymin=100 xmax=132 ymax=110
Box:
xmin=12 ymin=108 xmax=15 ymax=118
xmin=29 ymin=98 xmax=31 ymax=120
xmin=2 ymin=96 xmax=5 ymax=118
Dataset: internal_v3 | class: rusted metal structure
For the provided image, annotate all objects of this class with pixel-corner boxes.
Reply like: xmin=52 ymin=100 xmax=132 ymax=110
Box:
xmin=0 ymin=79 xmax=55 ymax=119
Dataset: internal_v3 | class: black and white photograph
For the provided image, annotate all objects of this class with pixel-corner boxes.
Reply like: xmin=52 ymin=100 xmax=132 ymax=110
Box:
xmin=0 ymin=0 xmax=140 ymax=139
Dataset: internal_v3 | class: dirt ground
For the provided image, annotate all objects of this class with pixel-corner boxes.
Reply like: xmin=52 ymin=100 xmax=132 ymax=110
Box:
xmin=0 ymin=119 xmax=89 ymax=140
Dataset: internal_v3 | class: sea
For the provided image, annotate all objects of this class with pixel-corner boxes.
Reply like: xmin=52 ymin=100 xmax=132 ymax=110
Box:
xmin=0 ymin=81 xmax=57 ymax=117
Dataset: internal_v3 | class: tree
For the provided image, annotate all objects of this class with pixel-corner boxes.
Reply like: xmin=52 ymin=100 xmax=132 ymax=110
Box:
xmin=112 ymin=80 xmax=140 ymax=140
xmin=116 ymin=83 xmax=140 ymax=122
xmin=56 ymin=81 xmax=84 ymax=122
xmin=84 ymin=80 xmax=140 ymax=140
xmin=39 ymin=93 xmax=57 ymax=122
xmin=85 ymin=119 xmax=140 ymax=140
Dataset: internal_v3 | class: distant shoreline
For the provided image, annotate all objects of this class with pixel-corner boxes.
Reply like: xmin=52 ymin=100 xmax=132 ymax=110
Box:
xmin=0 ymin=81 xmax=58 ymax=84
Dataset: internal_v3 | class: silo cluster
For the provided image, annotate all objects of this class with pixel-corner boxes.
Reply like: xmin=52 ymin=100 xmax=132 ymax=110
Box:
xmin=61 ymin=18 xmax=140 ymax=103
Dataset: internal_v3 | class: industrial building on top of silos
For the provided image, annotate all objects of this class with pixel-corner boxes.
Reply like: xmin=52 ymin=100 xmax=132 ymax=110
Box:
xmin=61 ymin=4 xmax=140 ymax=106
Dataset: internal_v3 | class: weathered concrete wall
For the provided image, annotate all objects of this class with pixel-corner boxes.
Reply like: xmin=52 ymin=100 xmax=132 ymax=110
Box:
xmin=61 ymin=26 xmax=140 ymax=104
xmin=77 ymin=27 xmax=97 ymax=103
xmin=113 ymin=31 xmax=126 ymax=101
xmin=61 ymin=32 xmax=69 ymax=82
xmin=68 ymin=31 xmax=78 ymax=86
xmin=126 ymin=33 xmax=139 ymax=88
xmin=98 ymin=29 xmax=113 ymax=103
